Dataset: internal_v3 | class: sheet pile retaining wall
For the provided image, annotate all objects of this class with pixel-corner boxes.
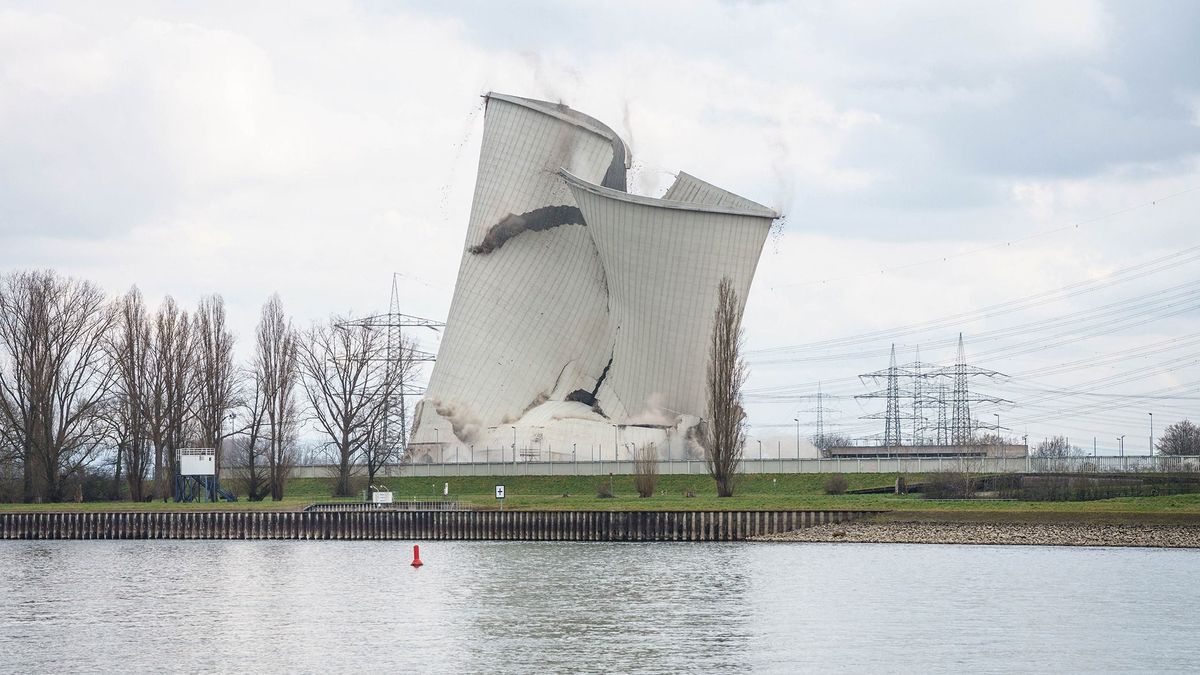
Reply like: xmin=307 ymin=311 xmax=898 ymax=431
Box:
xmin=0 ymin=510 xmax=875 ymax=541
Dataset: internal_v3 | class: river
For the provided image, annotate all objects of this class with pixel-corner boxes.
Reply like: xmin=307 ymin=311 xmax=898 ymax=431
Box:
xmin=1 ymin=541 xmax=1196 ymax=673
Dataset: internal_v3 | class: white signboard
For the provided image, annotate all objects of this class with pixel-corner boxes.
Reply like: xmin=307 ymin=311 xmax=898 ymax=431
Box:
xmin=178 ymin=448 xmax=216 ymax=476
xmin=372 ymin=491 xmax=394 ymax=504
xmin=495 ymin=485 xmax=505 ymax=499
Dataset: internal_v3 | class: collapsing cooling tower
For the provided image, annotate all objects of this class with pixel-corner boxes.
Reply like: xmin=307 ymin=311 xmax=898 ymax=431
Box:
xmin=410 ymin=93 xmax=777 ymax=461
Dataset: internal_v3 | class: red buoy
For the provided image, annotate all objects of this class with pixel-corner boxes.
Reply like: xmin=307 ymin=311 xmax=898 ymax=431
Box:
xmin=411 ymin=544 xmax=423 ymax=567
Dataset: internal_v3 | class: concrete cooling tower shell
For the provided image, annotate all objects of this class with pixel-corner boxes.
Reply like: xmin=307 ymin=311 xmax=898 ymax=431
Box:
xmin=561 ymin=170 xmax=776 ymax=425
xmin=411 ymin=94 xmax=629 ymax=448
xmin=409 ymin=93 xmax=778 ymax=462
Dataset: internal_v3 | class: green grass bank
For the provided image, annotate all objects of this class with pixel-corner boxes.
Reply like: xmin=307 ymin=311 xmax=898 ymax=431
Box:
xmin=3 ymin=473 xmax=1200 ymax=525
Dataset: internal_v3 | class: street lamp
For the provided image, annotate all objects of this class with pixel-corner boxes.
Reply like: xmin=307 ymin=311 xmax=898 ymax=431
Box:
xmin=1149 ymin=412 xmax=1154 ymax=457
xmin=221 ymin=411 xmax=237 ymax=496
xmin=224 ymin=410 xmax=237 ymax=450
xmin=487 ymin=426 xmax=499 ymax=463
xmin=511 ymin=426 xmax=517 ymax=465
xmin=1118 ymin=435 xmax=1125 ymax=457
xmin=793 ymin=418 xmax=800 ymax=460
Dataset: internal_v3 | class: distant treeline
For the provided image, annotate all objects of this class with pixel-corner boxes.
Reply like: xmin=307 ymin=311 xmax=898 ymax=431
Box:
xmin=0 ymin=269 xmax=418 ymax=504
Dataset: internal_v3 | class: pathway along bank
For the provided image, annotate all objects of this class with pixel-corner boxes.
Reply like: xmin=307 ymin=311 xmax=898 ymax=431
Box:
xmin=0 ymin=509 xmax=875 ymax=542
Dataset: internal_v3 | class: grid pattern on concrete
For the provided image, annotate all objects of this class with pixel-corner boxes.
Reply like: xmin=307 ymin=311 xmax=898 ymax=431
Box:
xmin=412 ymin=94 xmax=777 ymax=460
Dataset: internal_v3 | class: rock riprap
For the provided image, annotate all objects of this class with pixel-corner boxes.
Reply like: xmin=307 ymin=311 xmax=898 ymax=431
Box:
xmin=753 ymin=520 xmax=1200 ymax=548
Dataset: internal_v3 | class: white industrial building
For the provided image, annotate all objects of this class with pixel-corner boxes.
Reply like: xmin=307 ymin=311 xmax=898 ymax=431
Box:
xmin=408 ymin=93 xmax=778 ymax=463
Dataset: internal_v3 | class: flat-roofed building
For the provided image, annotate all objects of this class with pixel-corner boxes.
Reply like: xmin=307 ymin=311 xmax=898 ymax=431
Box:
xmin=827 ymin=444 xmax=1029 ymax=459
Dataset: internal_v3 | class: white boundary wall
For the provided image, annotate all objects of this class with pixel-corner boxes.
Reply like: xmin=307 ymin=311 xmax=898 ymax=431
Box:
xmin=284 ymin=455 xmax=1200 ymax=478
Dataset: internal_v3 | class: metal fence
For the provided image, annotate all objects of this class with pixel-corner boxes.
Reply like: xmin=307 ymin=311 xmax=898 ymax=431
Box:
xmin=303 ymin=500 xmax=465 ymax=512
xmin=282 ymin=455 xmax=1200 ymax=478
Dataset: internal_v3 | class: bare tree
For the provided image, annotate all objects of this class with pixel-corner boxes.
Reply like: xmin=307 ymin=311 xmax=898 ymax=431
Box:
xmin=813 ymin=432 xmax=853 ymax=458
xmin=298 ymin=317 xmax=393 ymax=497
xmin=1034 ymin=435 xmax=1082 ymax=458
xmin=0 ymin=408 xmax=17 ymax=500
xmin=704 ymin=277 xmax=747 ymax=498
xmin=363 ymin=333 xmax=416 ymax=492
xmin=0 ymin=419 xmax=19 ymax=501
xmin=191 ymin=294 xmax=236 ymax=479
xmin=143 ymin=296 xmax=195 ymax=501
xmin=230 ymin=368 xmax=270 ymax=501
xmin=103 ymin=287 xmax=153 ymax=501
xmin=0 ymin=271 xmax=115 ymax=502
xmin=1157 ymin=419 xmax=1200 ymax=456
xmin=255 ymin=294 xmax=299 ymax=501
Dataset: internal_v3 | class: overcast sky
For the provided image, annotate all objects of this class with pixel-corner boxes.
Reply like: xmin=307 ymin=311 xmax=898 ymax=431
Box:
xmin=2 ymin=0 xmax=1198 ymax=454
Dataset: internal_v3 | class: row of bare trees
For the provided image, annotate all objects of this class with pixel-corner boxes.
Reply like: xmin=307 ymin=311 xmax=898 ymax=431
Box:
xmin=0 ymin=269 xmax=414 ymax=504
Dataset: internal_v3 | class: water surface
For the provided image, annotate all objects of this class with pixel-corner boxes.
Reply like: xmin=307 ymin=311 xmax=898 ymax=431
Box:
xmin=1 ymin=541 xmax=1195 ymax=673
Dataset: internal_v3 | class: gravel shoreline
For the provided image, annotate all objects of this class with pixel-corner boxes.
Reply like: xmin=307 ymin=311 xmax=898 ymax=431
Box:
xmin=752 ymin=520 xmax=1200 ymax=548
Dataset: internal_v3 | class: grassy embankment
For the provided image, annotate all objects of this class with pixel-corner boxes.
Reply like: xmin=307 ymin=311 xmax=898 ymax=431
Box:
xmin=3 ymin=473 xmax=1200 ymax=524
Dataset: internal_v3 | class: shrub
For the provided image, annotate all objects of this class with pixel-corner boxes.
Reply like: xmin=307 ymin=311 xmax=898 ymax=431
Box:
xmin=922 ymin=471 xmax=976 ymax=499
xmin=824 ymin=474 xmax=848 ymax=495
xmin=996 ymin=473 xmax=1200 ymax=501
xmin=596 ymin=480 xmax=615 ymax=499
xmin=632 ymin=445 xmax=660 ymax=498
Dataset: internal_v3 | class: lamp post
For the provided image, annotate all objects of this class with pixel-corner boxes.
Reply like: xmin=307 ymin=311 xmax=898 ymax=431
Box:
xmin=223 ymin=410 xmax=236 ymax=467
xmin=511 ymin=426 xmax=517 ymax=466
xmin=1118 ymin=435 xmax=1125 ymax=457
xmin=1149 ymin=412 xmax=1154 ymax=457
xmin=793 ymin=418 xmax=800 ymax=460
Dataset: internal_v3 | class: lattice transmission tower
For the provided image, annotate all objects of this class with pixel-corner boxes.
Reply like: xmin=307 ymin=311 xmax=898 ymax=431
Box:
xmin=336 ymin=274 xmax=444 ymax=460
xmin=797 ymin=381 xmax=841 ymax=451
xmin=933 ymin=333 xmax=1008 ymax=445
xmin=856 ymin=344 xmax=916 ymax=447
xmin=857 ymin=337 xmax=1008 ymax=448
xmin=900 ymin=345 xmax=942 ymax=446
xmin=934 ymin=382 xmax=949 ymax=445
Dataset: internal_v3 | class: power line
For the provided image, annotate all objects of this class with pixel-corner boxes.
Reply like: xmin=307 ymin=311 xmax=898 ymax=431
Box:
xmin=769 ymin=186 xmax=1200 ymax=290
xmin=753 ymin=242 xmax=1200 ymax=357
xmin=751 ymin=278 xmax=1200 ymax=365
